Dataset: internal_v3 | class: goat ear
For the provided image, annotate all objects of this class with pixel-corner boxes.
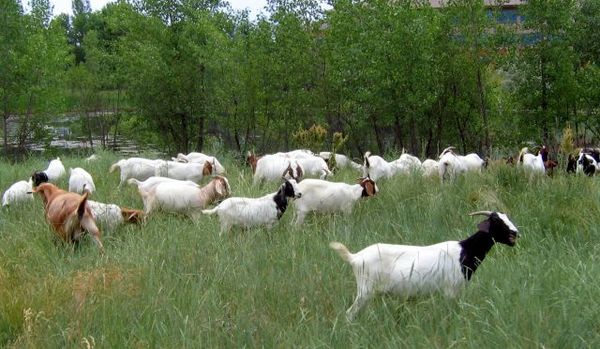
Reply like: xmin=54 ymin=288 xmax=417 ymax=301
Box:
xmin=478 ymin=219 xmax=491 ymax=233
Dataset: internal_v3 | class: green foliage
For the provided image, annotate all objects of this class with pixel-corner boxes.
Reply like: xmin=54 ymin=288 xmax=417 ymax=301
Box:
xmin=292 ymin=124 xmax=327 ymax=151
xmin=1 ymin=152 xmax=600 ymax=347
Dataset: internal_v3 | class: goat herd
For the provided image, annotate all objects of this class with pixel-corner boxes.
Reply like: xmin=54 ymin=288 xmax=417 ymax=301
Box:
xmin=1 ymin=145 xmax=598 ymax=320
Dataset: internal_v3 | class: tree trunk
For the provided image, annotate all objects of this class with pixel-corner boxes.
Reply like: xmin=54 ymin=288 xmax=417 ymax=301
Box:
xmin=393 ymin=115 xmax=404 ymax=151
xmin=476 ymin=67 xmax=489 ymax=154
xmin=196 ymin=115 xmax=204 ymax=152
xmin=370 ymin=113 xmax=384 ymax=154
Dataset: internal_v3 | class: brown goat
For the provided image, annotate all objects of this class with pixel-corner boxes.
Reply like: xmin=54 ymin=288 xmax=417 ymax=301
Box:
xmin=32 ymin=183 xmax=104 ymax=254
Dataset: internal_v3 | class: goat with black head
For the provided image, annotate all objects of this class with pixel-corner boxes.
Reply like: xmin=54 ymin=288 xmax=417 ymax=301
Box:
xmin=330 ymin=211 xmax=518 ymax=321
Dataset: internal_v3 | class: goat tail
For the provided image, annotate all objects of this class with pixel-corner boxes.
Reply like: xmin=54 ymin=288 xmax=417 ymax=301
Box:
xmin=329 ymin=242 xmax=353 ymax=263
xmin=201 ymin=207 xmax=218 ymax=215
xmin=109 ymin=161 xmax=121 ymax=173
xmin=518 ymin=147 xmax=529 ymax=164
xmin=77 ymin=191 xmax=90 ymax=220
xmin=127 ymin=178 xmax=141 ymax=186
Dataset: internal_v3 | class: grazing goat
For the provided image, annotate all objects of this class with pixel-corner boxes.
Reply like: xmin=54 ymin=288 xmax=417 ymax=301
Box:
xmin=157 ymin=161 xmax=213 ymax=182
xmin=362 ymin=152 xmax=399 ymax=181
xmin=576 ymin=148 xmax=600 ymax=176
xmin=68 ymin=167 xmax=96 ymax=194
xmin=330 ymin=211 xmax=518 ymax=321
xmin=144 ymin=175 xmax=231 ymax=217
xmin=85 ymin=154 xmax=99 ymax=162
xmin=32 ymin=183 xmax=103 ymax=254
xmin=295 ymin=156 xmax=332 ymax=179
xmin=293 ymin=177 xmax=378 ymax=226
xmin=318 ymin=152 xmax=362 ymax=172
xmin=128 ymin=176 xmax=200 ymax=211
xmin=87 ymin=200 xmax=144 ymax=232
xmin=421 ymin=159 xmax=439 ymax=177
xmin=33 ymin=157 xmax=66 ymax=184
xmin=392 ymin=153 xmax=422 ymax=174
xmin=253 ymin=155 xmax=304 ymax=184
xmin=517 ymin=146 xmax=546 ymax=175
xmin=438 ymin=147 xmax=485 ymax=181
xmin=173 ymin=152 xmax=226 ymax=174
xmin=109 ymin=157 xmax=167 ymax=186
xmin=246 ymin=151 xmax=261 ymax=174
xmin=202 ymin=179 xmax=302 ymax=234
xmin=2 ymin=179 xmax=33 ymax=206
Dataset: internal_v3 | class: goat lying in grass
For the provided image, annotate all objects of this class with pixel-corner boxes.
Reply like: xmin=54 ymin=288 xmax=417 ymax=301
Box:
xmin=330 ymin=211 xmax=518 ymax=321
xmin=202 ymin=179 xmax=301 ymax=234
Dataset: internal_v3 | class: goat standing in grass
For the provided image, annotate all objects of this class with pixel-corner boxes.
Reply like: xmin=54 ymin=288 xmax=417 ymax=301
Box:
xmin=330 ymin=211 xmax=518 ymax=321
xmin=202 ymin=179 xmax=301 ymax=234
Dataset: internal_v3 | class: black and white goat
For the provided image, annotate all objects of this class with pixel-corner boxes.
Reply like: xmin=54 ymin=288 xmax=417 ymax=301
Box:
xmin=330 ymin=211 xmax=518 ymax=321
xmin=202 ymin=179 xmax=302 ymax=234
xmin=576 ymin=148 xmax=600 ymax=176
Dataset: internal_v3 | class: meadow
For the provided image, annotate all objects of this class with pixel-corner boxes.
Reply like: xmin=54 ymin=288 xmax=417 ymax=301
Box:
xmin=1 ymin=151 xmax=599 ymax=348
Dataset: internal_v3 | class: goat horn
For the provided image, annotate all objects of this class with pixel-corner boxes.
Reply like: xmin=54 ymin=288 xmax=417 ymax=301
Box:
xmin=469 ymin=211 xmax=493 ymax=217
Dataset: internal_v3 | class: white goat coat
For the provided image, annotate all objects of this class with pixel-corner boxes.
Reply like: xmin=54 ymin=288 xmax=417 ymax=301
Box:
xmin=293 ymin=179 xmax=368 ymax=225
xmin=68 ymin=167 xmax=96 ymax=194
xmin=44 ymin=157 xmax=66 ymax=182
xmin=343 ymin=241 xmax=464 ymax=297
xmin=438 ymin=152 xmax=483 ymax=180
xmin=145 ymin=179 xmax=226 ymax=214
xmin=203 ymin=194 xmax=281 ymax=232
xmin=159 ymin=161 xmax=207 ymax=182
xmin=421 ymin=159 xmax=439 ymax=177
xmin=110 ymin=157 xmax=166 ymax=185
xmin=519 ymin=153 xmax=545 ymax=174
xmin=274 ymin=149 xmax=315 ymax=159
xmin=87 ymin=200 xmax=125 ymax=232
xmin=393 ymin=153 xmax=422 ymax=173
xmin=318 ymin=152 xmax=362 ymax=170
xmin=128 ymin=176 xmax=199 ymax=194
xmin=175 ymin=152 xmax=226 ymax=174
xmin=295 ymin=156 xmax=332 ymax=179
xmin=2 ymin=179 xmax=33 ymax=206
xmin=253 ymin=155 xmax=302 ymax=184
xmin=363 ymin=155 xmax=398 ymax=181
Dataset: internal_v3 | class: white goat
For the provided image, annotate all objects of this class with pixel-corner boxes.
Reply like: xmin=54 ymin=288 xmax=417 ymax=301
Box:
xmin=293 ymin=178 xmax=378 ymax=226
xmin=202 ymin=179 xmax=302 ymax=234
xmin=517 ymin=147 xmax=546 ymax=175
xmin=109 ymin=157 xmax=167 ymax=186
xmin=173 ymin=152 xmax=226 ymax=174
xmin=253 ymin=155 xmax=304 ymax=184
xmin=144 ymin=176 xmax=231 ymax=217
xmin=392 ymin=153 xmax=422 ymax=174
xmin=421 ymin=159 xmax=439 ymax=177
xmin=128 ymin=176 xmax=200 ymax=211
xmin=330 ymin=211 xmax=518 ymax=321
xmin=274 ymin=149 xmax=315 ymax=159
xmin=438 ymin=147 xmax=485 ymax=181
xmin=68 ymin=167 xmax=96 ymax=194
xmin=87 ymin=200 xmax=144 ymax=232
xmin=318 ymin=152 xmax=362 ymax=171
xmin=157 ymin=161 xmax=213 ymax=182
xmin=42 ymin=157 xmax=67 ymax=182
xmin=85 ymin=154 xmax=99 ymax=162
xmin=295 ymin=156 xmax=332 ymax=179
xmin=2 ymin=179 xmax=33 ymax=206
xmin=362 ymin=152 xmax=399 ymax=181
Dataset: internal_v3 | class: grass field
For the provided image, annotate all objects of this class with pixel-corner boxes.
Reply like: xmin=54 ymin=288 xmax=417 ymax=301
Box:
xmin=1 ymin=151 xmax=599 ymax=348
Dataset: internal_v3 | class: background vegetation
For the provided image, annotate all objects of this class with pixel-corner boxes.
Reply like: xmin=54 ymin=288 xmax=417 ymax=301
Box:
xmin=1 ymin=152 xmax=600 ymax=347
xmin=1 ymin=0 xmax=599 ymax=159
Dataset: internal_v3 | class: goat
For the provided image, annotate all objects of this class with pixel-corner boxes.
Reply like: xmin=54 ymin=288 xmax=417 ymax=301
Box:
xmin=144 ymin=175 xmax=231 ymax=217
xmin=2 ymin=179 xmax=33 ymax=206
xmin=31 ymin=183 xmax=103 ymax=254
xmin=438 ymin=147 xmax=485 ymax=181
xmin=517 ymin=146 xmax=546 ymax=175
xmin=68 ymin=167 xmax=96 ymax=194
xmin=173 ymin=152 xmax=226 ymax=174
xmin=295 ymin=156 xmax=332 ymax=179
xmin=87 ymin=200 xmax=144 ymax=232
xmin=157 ymin=161 xmax=213 ymax=182
xmin=392 ymin=153 xmax=422 ymax=174
xmin=85 ymin=154 xmax=99 ymax=162
xmin=318 ymin=152 xmax=362 ymax=172
xmin=421 ymin=159 xmax=439 ymax=177
xmin=246 ymin=151 xmax=261 ymax=174
xmin=566 ymin=154 xmax=577 ymax=174
xmin=202 ymin=179 xmax=302 ymax=234
xmin=34 ymin=157 xmax=66 ymax=184
xmin=127 ymin=176 xmax=200 ymax=211
xmin=274 ymin=149 xmax=315 ymax=159
xmin=109 ymin=157 xmax=167 ymax=186
xmin=362 ymin=152 xmax=399 ymax=181
xmin=330 ymin=211 xmax=518 ymax=321
xmin=292 ymin=177 xmax=378 ymax=226
xmin=253 ymin=155 xmax=304 ymax=184
xmin=576 ymin=148 xmax=600 ymax=176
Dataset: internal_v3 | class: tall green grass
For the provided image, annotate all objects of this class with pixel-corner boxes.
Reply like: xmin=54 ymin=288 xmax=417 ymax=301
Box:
xmin=1 ymin=152 xmax=599 ymax=348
